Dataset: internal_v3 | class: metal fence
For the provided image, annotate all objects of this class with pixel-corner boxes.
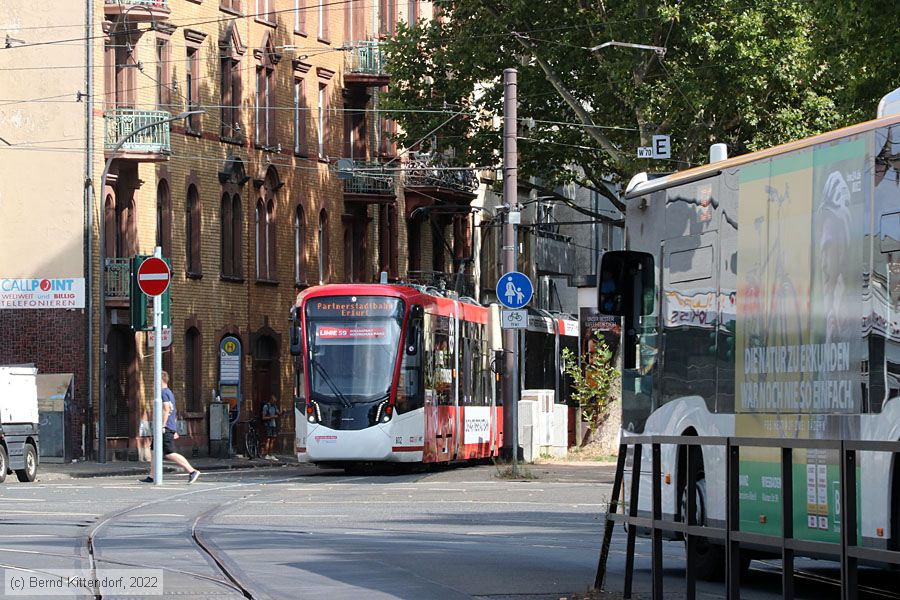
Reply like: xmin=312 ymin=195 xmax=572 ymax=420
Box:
xmin=342 ymin=161 xmax=394 ymax=194
xmin=105 ymin=258 xmax=130 ymax=299
xmin=104 ymin=109 xmax=172 ymax=153
xmin=345 ymin=41 xmax=386 ymax=76
xmin=595 ymin=434 xmax=900 ymax=600
xmin=104 ymin=0 xmax=169 ymax=7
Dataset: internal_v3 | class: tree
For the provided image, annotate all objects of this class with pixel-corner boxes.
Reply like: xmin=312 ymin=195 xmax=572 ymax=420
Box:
xmin=561 ymin=334 xmax=618 ymax=434
xmin=383 ymin=0 xmax=850 ymax=210
xmin=808 ymin=0 xmax=900 ymax=123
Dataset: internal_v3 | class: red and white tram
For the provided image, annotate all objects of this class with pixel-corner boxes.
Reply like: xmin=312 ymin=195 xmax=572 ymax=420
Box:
xmin=289 ymin=284 xmax=503 ymax=467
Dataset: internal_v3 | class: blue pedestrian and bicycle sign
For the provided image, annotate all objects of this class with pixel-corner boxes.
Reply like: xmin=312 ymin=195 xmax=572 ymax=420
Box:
xmin=496 ymin=271 xmax=533 ymax=309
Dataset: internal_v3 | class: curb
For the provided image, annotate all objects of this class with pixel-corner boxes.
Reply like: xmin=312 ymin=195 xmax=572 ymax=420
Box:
xmin=41 ymin=459 xmax=296 ymax=480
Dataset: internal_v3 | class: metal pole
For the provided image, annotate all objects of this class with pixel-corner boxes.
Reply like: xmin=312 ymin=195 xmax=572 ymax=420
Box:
xmin=502 ymin=68 xmax=519 ymax=471
xmin=152 ymin=247 xmax=164 ymax=485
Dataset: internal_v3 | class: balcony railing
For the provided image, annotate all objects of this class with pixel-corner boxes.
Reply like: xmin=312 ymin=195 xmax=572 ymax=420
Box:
xmin=342 ymin=161 xmax=395 ymax=195
xmin=345 ymin=41 xmax=388 ymax=78
xmin=104 ymin=109 xmax=172 ymax=156
xmin=405 ymin=155 xmax=478 ymax=193
xmin=105 ymin=258 xmax=130 ymax=300
xmin=104 ymin=0 xmax=170 ymax=20
xmin=407 ymin=270 xmax=476 ymax=297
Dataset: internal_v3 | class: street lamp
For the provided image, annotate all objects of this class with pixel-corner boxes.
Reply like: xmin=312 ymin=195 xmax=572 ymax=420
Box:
xmin=97 ymin=109 xmax=203 ymax=463
xmin=589 ymin=40 xmax=666 ymax=56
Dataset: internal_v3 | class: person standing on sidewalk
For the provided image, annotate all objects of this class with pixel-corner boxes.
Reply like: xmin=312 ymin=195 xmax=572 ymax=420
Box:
xmin=141 ymin=371 xmax=200 ymax=484
xmin=261 ymin=396 xmax=280 ymax=461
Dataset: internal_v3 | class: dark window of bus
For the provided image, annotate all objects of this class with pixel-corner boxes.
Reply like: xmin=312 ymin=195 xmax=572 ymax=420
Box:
xmin=396 ymin=309 xmax=424 ymax=414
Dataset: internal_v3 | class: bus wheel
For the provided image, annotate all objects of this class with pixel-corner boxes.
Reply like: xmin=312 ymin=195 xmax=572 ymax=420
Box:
xmin=0 ymin=445 xmax=7 ymax=483
xmin=681 ymin=469 xmax=725 ymax=580
xmin=15 ymin=443 xmax=36 ymax=483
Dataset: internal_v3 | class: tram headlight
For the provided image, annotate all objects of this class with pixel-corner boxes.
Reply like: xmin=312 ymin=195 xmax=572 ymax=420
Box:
xmin=306 ymin=401 xmax=320 ymax=424
xmin=376 ymin=401 xmax=393 ymax=424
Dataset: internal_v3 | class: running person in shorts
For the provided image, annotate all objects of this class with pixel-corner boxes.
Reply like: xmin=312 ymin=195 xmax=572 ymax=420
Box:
xmin=141 ymin=371 xmax=200 ymax=484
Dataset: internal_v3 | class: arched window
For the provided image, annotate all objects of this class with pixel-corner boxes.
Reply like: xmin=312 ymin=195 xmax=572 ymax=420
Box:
xmin=186 ymin=184 xmax=201 ymax=276
xmin=156 ymin=180 xmax=171 ymax=259
xmin=221 ymin=193 xmax=242 ymax=277
xmin=255 ymin=200 xmax=268 ymax=279
xmin=294 ymin=205 xmax=305 ymax=284
xmin=184 ymin=327 xmax=202 ymax=412
xmin=220 ymin=22 xmax=245 ymax=140
xmin=318 ymin=209 xmax=329 ymax=284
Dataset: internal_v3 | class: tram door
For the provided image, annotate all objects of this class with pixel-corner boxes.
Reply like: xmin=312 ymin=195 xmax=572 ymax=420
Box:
xmin=424 ymin=314 xmax=456 ymax=462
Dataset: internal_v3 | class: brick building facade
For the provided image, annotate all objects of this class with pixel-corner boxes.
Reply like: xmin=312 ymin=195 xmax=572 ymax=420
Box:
xmin=0 ymin=0 xmax=480 ymax=461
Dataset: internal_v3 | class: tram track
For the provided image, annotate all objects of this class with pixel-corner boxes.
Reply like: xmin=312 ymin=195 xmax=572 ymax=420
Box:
xmin=80 ymin=475 xmax=302 ymax=599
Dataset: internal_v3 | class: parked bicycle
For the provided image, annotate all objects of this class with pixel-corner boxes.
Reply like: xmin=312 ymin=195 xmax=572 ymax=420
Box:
xmin=243 ymin=417 xmax=261 ymax=459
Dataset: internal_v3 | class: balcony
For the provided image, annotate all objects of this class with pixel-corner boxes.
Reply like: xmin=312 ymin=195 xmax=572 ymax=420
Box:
xmin=104 ymin=109 xmax=172 ymax=161
xmin=342 ymin=161 xmax=396 ymax=203
xmin=407 ymin=270 xmax=476 ymax=298
xmin=105 ymin=258 xmax=130 ymax=305
xmin=104 ymin=0 xmax=171 ymax=21
xmin=344 ymin=41 xmax=389 ymax=87
xmin=404 ymin=154 xmax=479 ymax=212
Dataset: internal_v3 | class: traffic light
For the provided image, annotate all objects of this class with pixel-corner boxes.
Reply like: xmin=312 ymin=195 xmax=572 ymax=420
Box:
xmin=130 ymin=255 xmax=171 ymax=331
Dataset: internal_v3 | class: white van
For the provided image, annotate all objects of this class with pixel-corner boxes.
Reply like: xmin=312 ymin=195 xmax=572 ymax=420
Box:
xmin=0 ymin=366 xmax=40 ymax=482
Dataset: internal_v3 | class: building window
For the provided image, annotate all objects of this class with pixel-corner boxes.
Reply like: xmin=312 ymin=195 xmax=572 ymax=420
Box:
xmin=294 ymin=205 xmax=305 ymax=284
xmin=293 ymin=78 xmax=307 ymax=155
xmin=221 ymin=0 xmax=241 ymax=13
xmin=408 ymin=217 xmax=421 ymax=272
xmin=256 ymin=65 xmax=273 ymax=147
xmin=186 ymin=184 xmax=202 ymax=276
xmin=407 ymin=0 xmax=418 ymax=23
xmin=155 ymin=38 xmax=171 ymax=110
xmin=294 ymin=0 xmax=305 ymax=33
xmin=255 ymin=200 xmax=275 ymax=280
xmin=318 ymin=209 xmax=328 ymax=284
xmin=317 ymin=0 xmax=328 ymax=41
xmin=221 ymin=193 xmax=242 ymax=277
xmin=184 ymin=327 xmax=202 ymax=412
xmin=156 ymin=180 xmax=172 ymax=259
xmin=185 ymin=46 xmax=201 ymax=131
xmin=380 ymin=0 xmax=395 ymax=36
xmin=220 ymin=27 xmax=243 ymax=140
xmin=256 ymin=0 xmax=274 ymax=22
xmin=317 ymin=83 xmax=326 ymax=158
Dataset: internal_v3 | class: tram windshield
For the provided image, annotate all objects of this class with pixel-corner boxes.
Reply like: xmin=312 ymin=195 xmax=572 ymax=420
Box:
xmin=305 ymin=296 xmax=404 ymax=404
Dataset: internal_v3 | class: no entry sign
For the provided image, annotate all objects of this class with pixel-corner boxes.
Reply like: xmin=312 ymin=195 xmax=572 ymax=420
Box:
xmin=136 ymin=257 xmax=170 ymax=296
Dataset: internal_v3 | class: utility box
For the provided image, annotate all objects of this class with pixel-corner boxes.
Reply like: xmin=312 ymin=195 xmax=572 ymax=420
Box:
xmin=209 ymin=401 xmax=230 ymax=458
xmin=519 ymin=389 xmax=568 ymax=462
xmin=36 ymin=374 xmax=74 ymax=463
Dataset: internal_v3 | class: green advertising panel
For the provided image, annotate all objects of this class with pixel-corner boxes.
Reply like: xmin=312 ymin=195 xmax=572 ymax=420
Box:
xmin=734 ymin=136 xmax=869 ymax=542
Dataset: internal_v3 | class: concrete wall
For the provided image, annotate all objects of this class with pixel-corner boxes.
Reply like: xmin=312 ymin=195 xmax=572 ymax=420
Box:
xmin=0 ymin=1 xmax=86 ymax=279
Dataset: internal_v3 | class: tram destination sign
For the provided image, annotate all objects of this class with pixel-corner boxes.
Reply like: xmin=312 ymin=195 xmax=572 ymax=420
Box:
xmin=307 ymin=296 xmax=402 ymax=318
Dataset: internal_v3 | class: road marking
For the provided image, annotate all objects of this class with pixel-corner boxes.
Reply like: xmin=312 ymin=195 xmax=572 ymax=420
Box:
xmin=0 ymin=510 xmax=99 ymax=516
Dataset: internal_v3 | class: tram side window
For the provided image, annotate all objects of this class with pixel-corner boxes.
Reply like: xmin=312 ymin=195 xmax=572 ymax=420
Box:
xmin=396 ymin=313 xmax=424 ymax=414
xmin=430 ymin=316 xmax=454 ymax=406
xmin=460 ymin=328 xmax=473 ymax=405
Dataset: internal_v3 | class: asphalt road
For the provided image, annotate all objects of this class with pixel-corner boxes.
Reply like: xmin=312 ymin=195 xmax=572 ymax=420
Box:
xmin=0 ymin=462 xmax=895 ymax=599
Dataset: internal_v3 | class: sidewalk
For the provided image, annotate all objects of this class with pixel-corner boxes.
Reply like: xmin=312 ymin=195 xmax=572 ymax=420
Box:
xmin=37 ymin=454 xmax=302 ymax=481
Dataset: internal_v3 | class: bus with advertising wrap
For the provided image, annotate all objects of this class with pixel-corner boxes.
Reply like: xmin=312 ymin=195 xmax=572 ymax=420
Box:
xmin=600 ymin=90 xmax=900 ymax=578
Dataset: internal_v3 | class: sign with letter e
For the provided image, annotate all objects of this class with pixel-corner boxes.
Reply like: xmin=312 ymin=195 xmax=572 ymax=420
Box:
xmin=652 ymin=135 xmax=671 ymax=159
